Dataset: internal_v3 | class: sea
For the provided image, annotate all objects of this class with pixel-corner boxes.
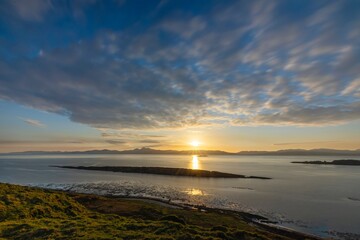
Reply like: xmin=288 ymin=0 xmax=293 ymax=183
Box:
xmin=0 ymin=154 xmax=359 ymax=239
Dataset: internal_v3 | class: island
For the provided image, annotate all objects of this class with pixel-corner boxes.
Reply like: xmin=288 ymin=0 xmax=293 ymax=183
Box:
xmin=292 ymin=159 xmax=360 ymax=166
xmin=53 ymin=166 xmax=271 ymax=179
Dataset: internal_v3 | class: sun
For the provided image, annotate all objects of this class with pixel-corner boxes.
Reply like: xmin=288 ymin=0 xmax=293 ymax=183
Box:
xmin=191 ymin=140 xmax=200 ymax=147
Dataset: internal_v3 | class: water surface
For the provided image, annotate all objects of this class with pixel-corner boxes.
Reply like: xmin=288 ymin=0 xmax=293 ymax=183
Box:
xmin=1 ymin=154 xmax=359 ymax=239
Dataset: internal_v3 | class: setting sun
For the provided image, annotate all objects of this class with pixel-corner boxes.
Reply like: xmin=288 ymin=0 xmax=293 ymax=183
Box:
xmin=0 ymin=1 xmax=359 ymax=239
xmin=191 ymin=140 xmax=200 ymax=147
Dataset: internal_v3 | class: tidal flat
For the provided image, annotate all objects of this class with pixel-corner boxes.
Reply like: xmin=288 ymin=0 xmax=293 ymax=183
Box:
xmin=0 ymin=182 xmax=320 ymax=240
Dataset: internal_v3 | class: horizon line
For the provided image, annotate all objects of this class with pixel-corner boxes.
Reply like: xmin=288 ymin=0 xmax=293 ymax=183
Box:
xmin=1 ymin=147 xmax=360 ymax=155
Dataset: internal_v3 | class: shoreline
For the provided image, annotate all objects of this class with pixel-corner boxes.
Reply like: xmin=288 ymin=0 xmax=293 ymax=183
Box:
xmin=0 ymin=182 xmax=324 ymax=240
xmin=53 ymin=185 xmax=322 ymax=240
xmin=116 ymin=198 xmax=322 ymax=240
xmin=110 ymin=196 xmax=323 ymax=240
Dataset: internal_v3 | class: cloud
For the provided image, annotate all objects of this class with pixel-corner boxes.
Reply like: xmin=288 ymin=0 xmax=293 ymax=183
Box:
xmin=1 ymin=1 xmax=360 ymax=129
xmin=274 ymin=141 xmax=338 ymax=146
xmin=232 ymin=102 xmax=360 ymax=126
xmin=0 ymin=140 xmax=84 ymax=145
xmin=105 ymin=139 xmax=127 ymax=145
xmin=159 ymin=16 xmax=207 ymax=39
xmin=9 ymin=0 xmax=52 ymax=21
xmin=342 ymin=78 xmax=360 ymax=97
xmin=100 ymin=131 xmax=163 ymax=145
xmin=4 ymin=0 xmax=100 ymax=22
xmin=138 ymin=139 xmax=161 ymax=144
xmin=20 ymin=118 xmax=46 ymax=127
xmin=101 ymin=131 xmax=164 ymax=139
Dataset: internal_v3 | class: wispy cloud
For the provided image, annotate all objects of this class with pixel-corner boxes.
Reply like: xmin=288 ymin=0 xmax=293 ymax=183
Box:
xmin=105 ymin=139 xmax=127 ymax=145
xmin=20 ymin=118 xmax=46 ymax=128
xmin=8 ymin=0 xmax=52 ymax=22
xmin=100 ymin=130 xmax=164 ymax=145
xmin=0 ymin=140 xmax=84 ymax=145
xmin=1 ymin=1 xmax=359 ymax=129
xmin=274 ymin=141 xmax=339 ymax=146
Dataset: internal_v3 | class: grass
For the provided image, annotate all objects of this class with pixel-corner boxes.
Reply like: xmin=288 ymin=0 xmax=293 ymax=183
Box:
xmin=0 ymin=183 xmax=313 ymax=240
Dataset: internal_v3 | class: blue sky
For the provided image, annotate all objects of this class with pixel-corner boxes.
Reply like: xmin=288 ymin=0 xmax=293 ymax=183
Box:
xmin=0 ymin=0 xmax=360 ymax=152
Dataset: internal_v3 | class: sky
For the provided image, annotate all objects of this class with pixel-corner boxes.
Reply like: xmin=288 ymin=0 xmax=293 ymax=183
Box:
xmin=0 ymin=0 xmax=360 ymax=153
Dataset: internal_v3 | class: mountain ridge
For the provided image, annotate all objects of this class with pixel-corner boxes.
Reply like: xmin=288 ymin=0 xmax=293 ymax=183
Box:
xmin=1 ymin=147 xmax=360 ymax=156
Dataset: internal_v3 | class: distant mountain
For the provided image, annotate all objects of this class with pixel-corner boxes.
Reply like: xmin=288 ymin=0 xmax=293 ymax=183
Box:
xmin=237 ymin=148 xmax=360 ymax=156
xmin=105 ymin=147 xmax=232 ymax=155
xmin=0 ymin=147 xmax=233 ymax=156
xmin=0 ymin=149 xmax=122 ymax=155
xmin=1 ymin=147 xmax=360 ymax=156
xmin=126 ymin=148 xmax=232 ymax=155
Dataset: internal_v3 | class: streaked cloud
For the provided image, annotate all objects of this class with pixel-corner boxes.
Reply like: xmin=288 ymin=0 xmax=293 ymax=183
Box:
xmin=105 ymin=139 xmax=127 ymax=145
xmin=9 ymin=0 xmax=52 ymax=21
xmin=274 ymin=141 xmax=339 ymax=146
xmin=0 ymin=0 xmax=359 ymax=130
xmin=0 ymin=140 xmax=83 ymax=145
xmin=20 ymin=118 xmax=46 ymax=128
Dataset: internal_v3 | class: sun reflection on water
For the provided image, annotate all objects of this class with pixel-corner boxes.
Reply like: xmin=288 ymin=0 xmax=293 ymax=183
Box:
xmin=191 ymin=155 xmax=200 ymax=170
xmin=184 ymin=188 xmax=206 ymax=196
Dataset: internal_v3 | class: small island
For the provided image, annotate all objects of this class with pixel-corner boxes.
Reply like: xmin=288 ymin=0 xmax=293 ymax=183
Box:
xmin=54 ymin=166 xmax=271 ymax=179
xmin=292 ymin=159 xmax=360 ymax=166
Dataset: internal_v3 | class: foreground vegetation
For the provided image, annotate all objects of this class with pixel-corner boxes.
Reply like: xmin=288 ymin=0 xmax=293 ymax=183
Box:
xmin=0 ymin=183 xmax=316 ymax=240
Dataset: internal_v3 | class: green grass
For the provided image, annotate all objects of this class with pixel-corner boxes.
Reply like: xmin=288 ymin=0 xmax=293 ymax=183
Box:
xmin=0 ymin=183 xmax=301 ymax=240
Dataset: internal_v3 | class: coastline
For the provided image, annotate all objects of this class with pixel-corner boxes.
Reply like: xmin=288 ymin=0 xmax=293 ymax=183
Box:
xmin=106 ymin=195 xmax=323 ymax=240
xmin=0 ymin=182 xmax=322 ymax=240
xmin=96 ymin=195 xmax=323 ymax=240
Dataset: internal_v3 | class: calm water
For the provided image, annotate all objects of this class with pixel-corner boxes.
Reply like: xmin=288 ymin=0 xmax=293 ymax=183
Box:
xmin=1 ymin=154 xmax=360 ymax=239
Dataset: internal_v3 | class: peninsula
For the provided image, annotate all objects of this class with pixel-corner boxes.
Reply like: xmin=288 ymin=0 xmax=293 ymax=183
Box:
xmin=54 ymin=166 xmax=271 ymax=179
xmin=292 ymin=159 xmax=360 ymax=166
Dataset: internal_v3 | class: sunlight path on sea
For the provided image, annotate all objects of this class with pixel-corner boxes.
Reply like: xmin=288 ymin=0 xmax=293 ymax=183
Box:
xmin=191 ymin=155 xmax=200 ymax=170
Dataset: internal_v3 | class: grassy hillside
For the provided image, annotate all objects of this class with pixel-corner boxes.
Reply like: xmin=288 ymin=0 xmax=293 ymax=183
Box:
xmin=0 ymin=183 xmax=313 ymax=240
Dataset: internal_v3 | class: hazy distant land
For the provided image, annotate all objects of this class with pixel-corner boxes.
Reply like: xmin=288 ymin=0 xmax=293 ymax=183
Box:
xmin=292 ymin=159 xmax=360 ymax=166
xmin=54 ymin=166 xmax=271 ymax=179
xmin=2 ymin=147 xmax=360 ymax=156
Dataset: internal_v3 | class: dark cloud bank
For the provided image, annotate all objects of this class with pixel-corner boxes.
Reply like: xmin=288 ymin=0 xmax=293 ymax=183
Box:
xmin=0 ymin=0 xmax=360 ymax=130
